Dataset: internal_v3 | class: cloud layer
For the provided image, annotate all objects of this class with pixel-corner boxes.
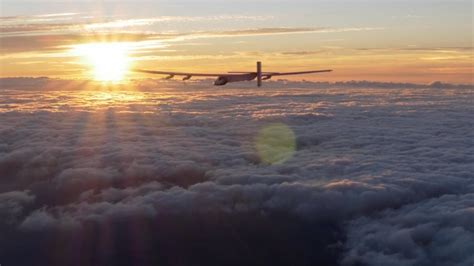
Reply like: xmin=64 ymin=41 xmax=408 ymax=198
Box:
xmin=343 ymin=193 xmax=474 ymax=266
xmin=0 ymin=78 xmax=472 ymax=265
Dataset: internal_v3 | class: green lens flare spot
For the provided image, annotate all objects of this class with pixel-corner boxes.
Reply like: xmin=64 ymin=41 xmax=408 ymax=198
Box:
xmin=256 ymin=123 xmax=296 ymax=165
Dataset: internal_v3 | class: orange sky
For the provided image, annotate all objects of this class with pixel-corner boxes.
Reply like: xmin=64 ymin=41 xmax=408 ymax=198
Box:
xmin=0 ymin=1 xmax=472 ymax=84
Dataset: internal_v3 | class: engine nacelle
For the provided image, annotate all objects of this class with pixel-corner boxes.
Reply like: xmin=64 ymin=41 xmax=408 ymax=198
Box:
xmin=214 ymin=73 xmax=256 ymax=86
xmin=214 ymin=76 xmax=228 ymax=86
xmin=183 ymin=75 xmax=192 ymax=81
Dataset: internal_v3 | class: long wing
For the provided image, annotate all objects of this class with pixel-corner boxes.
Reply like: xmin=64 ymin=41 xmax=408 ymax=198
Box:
xmin=228 ymin=70 xmax=332 ymax=75
xmin=270 ymin=70 xmax=332 ymax=76
xmin=133 ymin=69 xmax=241 ymax=77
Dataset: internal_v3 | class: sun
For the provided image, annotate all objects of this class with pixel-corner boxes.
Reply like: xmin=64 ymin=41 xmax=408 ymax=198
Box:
xmin=72 ymin=42 xmax=131 ymax=82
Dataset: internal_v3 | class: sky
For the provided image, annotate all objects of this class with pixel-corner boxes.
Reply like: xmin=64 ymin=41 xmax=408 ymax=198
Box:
xmin=1 ymin=2 xmax=473 ymax=265
xmin=0 ymin=0 xmax=473 ymax=83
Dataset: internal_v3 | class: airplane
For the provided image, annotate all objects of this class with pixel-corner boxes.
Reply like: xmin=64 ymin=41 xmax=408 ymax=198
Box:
xmin=134 ymin=62 xmax=332 ymax=87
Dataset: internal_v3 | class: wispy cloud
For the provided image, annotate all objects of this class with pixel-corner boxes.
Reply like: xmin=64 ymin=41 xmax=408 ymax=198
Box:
xmin=0 ymin=27 xmax=382 ymax=55
xmin=0 ymin=15 xmax=274 ymax=36
xmin=35 ymin=12 xmax=79 ymax=18
xmin=0 ymin=12 xmax=79 ymax=20
xmin=84 ymin=15 xmax=274 ymax=30
xmin=185 ymin=27 xmax=383 ymax=39
xmin=0 ymin=33 xmax=155 ymax=54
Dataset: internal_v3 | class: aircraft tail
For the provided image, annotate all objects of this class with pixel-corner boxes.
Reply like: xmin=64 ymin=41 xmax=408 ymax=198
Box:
xmin=257 ymin=61 xmax=262 ymax=87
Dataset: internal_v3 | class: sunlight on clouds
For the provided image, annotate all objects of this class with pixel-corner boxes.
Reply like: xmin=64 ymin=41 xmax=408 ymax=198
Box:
xmin=85 ymin=91 xmax=145 ymax=104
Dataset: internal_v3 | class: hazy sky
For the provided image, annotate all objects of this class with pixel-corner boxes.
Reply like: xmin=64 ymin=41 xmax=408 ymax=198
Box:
xmin=1 ymin=0 xmax=472 ymax=83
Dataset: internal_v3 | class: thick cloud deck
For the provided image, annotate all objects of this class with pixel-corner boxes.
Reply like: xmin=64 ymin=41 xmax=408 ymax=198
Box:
xmin=0 ymin=79 xmax=472 ymax=265
xmin=343 ymin=194 xmax=474 ymax=266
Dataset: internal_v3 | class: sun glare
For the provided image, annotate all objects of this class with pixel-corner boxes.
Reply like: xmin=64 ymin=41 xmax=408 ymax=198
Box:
xmin=73 ymin=42 xmax=131 ymax=82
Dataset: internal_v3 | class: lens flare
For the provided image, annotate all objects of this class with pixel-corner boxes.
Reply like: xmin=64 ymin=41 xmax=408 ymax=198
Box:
xmin=256 ymin=123 xmax=296 ymax=165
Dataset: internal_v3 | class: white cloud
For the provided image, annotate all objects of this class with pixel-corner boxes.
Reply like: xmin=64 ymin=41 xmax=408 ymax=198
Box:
xmin=0 ymin=78 xmax=472 ymax=265
xmin=342 ymin=193 xmax=474 ymax=266
xmin=0 ymin=191 xmax=35 ymax=225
